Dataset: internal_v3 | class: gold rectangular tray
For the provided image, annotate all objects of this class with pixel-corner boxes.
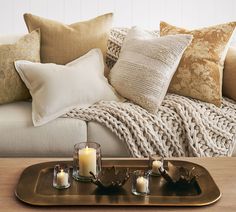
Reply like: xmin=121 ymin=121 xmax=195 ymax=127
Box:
xmin=15 ymin=159 xmax=221 ymax=206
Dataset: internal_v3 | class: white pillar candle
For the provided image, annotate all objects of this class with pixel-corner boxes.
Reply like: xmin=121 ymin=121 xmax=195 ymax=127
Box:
xmin=136 ymin=176 xmax=148 ymax=193
xmin=79 ymin=146 xmax=96 ymax=177
xmin=152 ymin=160 xmax=163 ymax=174
xmin=56 ymin=170 xmax=69 ymax=187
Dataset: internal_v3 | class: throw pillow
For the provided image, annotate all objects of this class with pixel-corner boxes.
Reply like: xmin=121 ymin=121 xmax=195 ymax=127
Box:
xmin=223 ymin=47 xmax=236 ymax=101
xmin=14 ymin=49 xmax=120 ymax=126
xmin=0 ymin=29 xmax=40 ymax=104
xmin=160 ymin=21 xmax=236 ymax=106
xmin=24 ymin=13 xmax=113 ymax=64
xmin=109 ymin=27 xmax=193 ymax=113
xmin=106 ymin=27 xmax=159 ymax=69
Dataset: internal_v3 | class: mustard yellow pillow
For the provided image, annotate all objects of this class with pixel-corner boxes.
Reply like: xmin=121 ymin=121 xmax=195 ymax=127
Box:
xmin=223 ymin=47 xmax=236 ymax=101
xmin=0 ymin=30 xmax=40 ymax=104
xmin=24 ymin=13 xmax=113 ymax=64
xmin=160 ymin=22 xmax=236 ymax=106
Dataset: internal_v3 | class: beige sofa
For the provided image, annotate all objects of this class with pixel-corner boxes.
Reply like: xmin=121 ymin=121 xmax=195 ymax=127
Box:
xmin=0 ymin=100 xmax=235 ymax=157
xmin=0 ymin=101 xmax=130 ymax=157
xmin=0 ymin=34 xmax=235 ymax=157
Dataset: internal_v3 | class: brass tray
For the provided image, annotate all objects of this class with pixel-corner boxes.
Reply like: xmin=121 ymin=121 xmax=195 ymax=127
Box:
xmin=15 ymin=159 xmax=221 ymax=206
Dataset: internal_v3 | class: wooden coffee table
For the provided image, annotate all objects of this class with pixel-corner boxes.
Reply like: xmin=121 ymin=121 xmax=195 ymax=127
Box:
xmin=0 ymin=157 xmax=236 ymax=212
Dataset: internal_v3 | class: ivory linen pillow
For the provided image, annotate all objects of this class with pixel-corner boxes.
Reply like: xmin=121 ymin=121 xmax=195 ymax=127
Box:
xmin=24 ymin=13 xmax=113 ymax=64
xmin=0 ymin=29 xmax=40 ymax=104
xmin=14 ymin=49 xmax=120 ymax=126
xmin=160 ymin=21 xmax=236 ymax=106
xmin=223 ymin=47 xmax=236 ymax=101
xmin=109 ymin=27 xmax=193 ymax=113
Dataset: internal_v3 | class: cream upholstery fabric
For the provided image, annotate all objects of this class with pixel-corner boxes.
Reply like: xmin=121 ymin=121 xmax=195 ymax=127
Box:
xmin=87 ymin=121 xmax=131 ymax=157
xmin=0 ymin=101 xmax=87 ymax=157
xmin=109 ymin=27 xmax=193 ymax=113
xmin=15 ymin=49 xmax=120 ymax=126
xmin=0 ymin=34 xmax=23 ymax=44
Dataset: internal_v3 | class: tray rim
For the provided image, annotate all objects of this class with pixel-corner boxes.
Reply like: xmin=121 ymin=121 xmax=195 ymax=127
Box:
xmin=15 ymin=158 xmax=221 ymax=207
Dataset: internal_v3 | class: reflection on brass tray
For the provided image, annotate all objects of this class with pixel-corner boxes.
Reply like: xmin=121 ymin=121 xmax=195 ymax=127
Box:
xmin=90 ymin=166 xmax=130 ymax=190
xmin=159 ymin=161 xmax=198 ymax=187
xmin=15 ymin=159 xmax=221 ymax=206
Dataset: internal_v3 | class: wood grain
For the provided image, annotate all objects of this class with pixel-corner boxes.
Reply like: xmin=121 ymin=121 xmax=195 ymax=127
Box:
xmin=0 ymin=157 xmax=236 ymax=211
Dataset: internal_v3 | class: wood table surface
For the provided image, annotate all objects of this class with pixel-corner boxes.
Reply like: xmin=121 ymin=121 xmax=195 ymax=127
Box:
xmin=0 ymin=157 xmax=236 ymax=212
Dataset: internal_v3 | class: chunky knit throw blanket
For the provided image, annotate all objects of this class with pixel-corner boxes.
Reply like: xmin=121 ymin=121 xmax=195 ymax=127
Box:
xmin=63 ymin=94 xmax=236 ymax=158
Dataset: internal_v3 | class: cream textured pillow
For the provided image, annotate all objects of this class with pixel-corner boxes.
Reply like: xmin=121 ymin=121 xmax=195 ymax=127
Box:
xmin=223 ymin=47 xmax=236 ymax=101
xmin=160 ymin=21 xmax=236 ymax=106
xmin=109 ymin=27 xmax=193 ymax=113
xmin=0 ymin=29 xmax=40 ymax=104
xmin=24 ymin=13 xmax=113 ymax=64
xmin=14 ymin=49 xmax=120 ymax=126
xmin=106 ymin=27 xmax=159 ymax=69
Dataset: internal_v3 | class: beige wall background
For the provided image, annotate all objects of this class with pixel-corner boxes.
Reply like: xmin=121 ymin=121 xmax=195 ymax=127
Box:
xmin=0 ymin=0 xmax=236 ymax=34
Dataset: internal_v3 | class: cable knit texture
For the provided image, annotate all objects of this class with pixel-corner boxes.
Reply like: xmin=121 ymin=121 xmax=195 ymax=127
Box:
xmin=63 ymin=94 xmax=236 ymax=158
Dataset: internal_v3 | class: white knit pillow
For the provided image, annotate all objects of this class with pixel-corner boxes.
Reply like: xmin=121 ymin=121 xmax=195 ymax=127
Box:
xmin=14 ymin=49 xmax=120 ymax=126
xmin=109 ymin=27 xmax=193 ymax=113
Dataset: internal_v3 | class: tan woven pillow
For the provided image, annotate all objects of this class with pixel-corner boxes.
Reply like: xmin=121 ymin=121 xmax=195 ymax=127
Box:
xmin=160 ymin=21 xmax=236 ymax=106
xmin=0 ymin=30 xmax=40 ymax=104
xmin=109 ymin=27 xmax=193 ymax=113
xmin=24 ymin=13 xmax=113 ymax=64
xmin=223 ymin=47 xmax=236 ymax=101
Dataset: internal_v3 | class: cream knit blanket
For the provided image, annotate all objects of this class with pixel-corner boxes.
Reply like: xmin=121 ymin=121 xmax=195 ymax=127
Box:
xmin=64 ymin=94 xmax=236 ymax=158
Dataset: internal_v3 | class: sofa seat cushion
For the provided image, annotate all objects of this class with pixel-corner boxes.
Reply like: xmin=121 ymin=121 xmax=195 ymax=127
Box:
xmin=87 ymin=121 xmax=131 ymax=157
xmin=0 ymin=101 xmax=86 ymax=157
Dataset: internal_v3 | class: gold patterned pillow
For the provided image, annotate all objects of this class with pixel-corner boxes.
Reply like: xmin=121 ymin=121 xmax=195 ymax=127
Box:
xmin=0 ymin=30 xmax=40 ymax=104
xmin=160 ymin=22 xmax=236 ymax=106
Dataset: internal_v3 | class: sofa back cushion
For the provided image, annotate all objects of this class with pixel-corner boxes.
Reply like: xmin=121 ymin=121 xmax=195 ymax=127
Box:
xmin=223 ymin=47 xmax=236 ymax=101
xmin=0 ymin=34 xmax=23 ymax=44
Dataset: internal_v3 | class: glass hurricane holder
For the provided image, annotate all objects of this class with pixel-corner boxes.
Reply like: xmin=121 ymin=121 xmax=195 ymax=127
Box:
xmin=132 ymin=170 xmax=150 ymax=196
xmin=53 ymin=164 xmax=71 ymax=189
xmin=149 ymin=155 xmax=164 ymax=177
xmin=73 ymin=142 xmax=102 ymax=182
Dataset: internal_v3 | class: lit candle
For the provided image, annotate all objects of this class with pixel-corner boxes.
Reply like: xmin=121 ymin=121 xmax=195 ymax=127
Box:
xmin=136 ymin=176 xmax=148 ymax=193
xmin=56 ymin=169 xmax=69 ymax=187
xmin=79 ymin=146 xmax=96 ymax=177
xmin=152 ymin=160 xmax=163 ymax=174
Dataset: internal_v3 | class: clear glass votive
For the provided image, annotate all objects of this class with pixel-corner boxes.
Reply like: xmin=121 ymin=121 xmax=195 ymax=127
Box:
xmin=53 ymin=164 xmax=71 ymax=189
xmin=149 ymin=154 xmax=164 ymax=176
xmin=132 ymin=170 xmax=150 ymax=196
xmin=73 ymin=142 xmax=102 ymax=182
